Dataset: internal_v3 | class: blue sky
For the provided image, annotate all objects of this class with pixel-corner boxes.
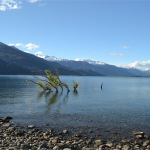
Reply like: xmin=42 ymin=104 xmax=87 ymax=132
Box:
xmin=0 ymin=0 xmax=150 ymax=70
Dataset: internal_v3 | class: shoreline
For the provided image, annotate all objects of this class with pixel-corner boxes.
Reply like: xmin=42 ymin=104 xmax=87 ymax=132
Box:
xmin=0 ymin=117 xmax=150 ymax=150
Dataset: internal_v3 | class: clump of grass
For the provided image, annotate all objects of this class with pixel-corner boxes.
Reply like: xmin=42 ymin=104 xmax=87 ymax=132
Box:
xmin=72 ymin=81 xmax=79 ymax=92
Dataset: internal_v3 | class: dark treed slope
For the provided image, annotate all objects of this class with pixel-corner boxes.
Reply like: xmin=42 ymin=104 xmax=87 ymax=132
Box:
xmin=0 ymin=42 xmax=104 ymax=76
xmin=53 ymin=60 xmax=136 ymax=76
xmin=50 ymin=67 xmax=103 ymax=76
xmin=0 ymin=43 xmax=63 ymax=74
xmin=0 ymin=58 xmax=32 ymax=75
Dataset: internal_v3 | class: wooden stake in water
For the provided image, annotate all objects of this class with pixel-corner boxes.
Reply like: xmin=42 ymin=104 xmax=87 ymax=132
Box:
xmin=101 ymin=83 xmax=103 ymax=89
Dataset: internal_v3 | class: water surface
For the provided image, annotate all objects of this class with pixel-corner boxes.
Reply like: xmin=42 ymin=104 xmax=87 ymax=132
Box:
xmin=0 ymin=75 xmax=150 ymax=140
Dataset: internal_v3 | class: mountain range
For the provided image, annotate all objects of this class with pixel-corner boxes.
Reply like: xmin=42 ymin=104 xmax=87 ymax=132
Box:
xmin=36 ymin=55 xmax=150 ymax=76
xmin=0 ymin=42 xmax=103 ymax=76
xmin=36 ymin=55 xmax=106 ymax=65
xmin=0 ymin=41 xmax=150 ymax=76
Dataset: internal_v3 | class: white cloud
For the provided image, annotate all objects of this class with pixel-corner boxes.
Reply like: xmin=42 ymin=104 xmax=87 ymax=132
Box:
xmin=35 ymin=51 xmax=43 ymax=56
xmin=0 ymin=0 xmax=21 ymax=11
xmin=28 ymin=0 xmax=40 ymax=3
xmin=110 ymin=53 xmax=125 ymax=56
xmin=118 ymin=60 xmax=150 ymax=71
xmin=39 ymin=3 xmax=46 ymax=7
xmin=24 ymin=51 xmax=30 ymax=53
xmin=9 ymin=43 xmax=39 ymax=50
xmin=35 ymin=51 xmax=45 ymax=58
xmin=16 ymin=43 xmax=24 ymax=46
xmin=119 ymin=46 xmax=130 ymax=49
xmin=8 ymin=43 xmax=14 ymax=46
xmin=0 ymin=5 xmax=6 ymax=11
xmin=24 ymin=43 xmax=39 ymax=50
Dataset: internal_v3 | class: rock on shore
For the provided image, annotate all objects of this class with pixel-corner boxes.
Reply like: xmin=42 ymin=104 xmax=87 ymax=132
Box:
xmin=0 ymin=118 xmax=150 ymax=150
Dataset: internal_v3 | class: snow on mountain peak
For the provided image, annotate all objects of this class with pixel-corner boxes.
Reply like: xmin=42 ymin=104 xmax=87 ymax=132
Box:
xmin=45 ymin=56 xmax=105 ymax=65
xmin=44 ymin=55 xmax=69 ymax=61
xmin=35 ymin=54 xmax=105 ymax=66
xmin=75 ymin=58 xmax=105 ymax=65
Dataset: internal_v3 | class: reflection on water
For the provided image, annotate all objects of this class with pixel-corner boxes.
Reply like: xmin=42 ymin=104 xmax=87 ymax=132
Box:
xmin=1 ymin=75 xmax=150 ymax=133
xmin=72 ymin=90 xmax=78 ymax=97
xmin=37 ymin=90 xmax=69 ymax=115
xmin=37 ymin=91 xmax=46 ymax=100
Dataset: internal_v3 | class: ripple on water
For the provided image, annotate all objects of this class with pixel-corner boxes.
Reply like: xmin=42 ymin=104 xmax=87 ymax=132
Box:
xmin=1 ymin=75 xmax=150 ymax=140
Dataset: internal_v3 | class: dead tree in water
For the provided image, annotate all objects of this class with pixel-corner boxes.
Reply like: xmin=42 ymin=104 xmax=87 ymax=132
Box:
xmin=34 ymin=77 xmax=57 ymax=92
xmin=26 ymin=69 xmax=69 ymax=93
xmin=26 ymin=80 xmax=51 ymax=92
xmin=55 ymin=69 xmax=70 ymax=93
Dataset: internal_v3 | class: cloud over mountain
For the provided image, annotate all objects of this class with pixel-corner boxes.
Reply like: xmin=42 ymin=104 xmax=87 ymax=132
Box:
xmin=118 ymin=60 xmax=150 ymax=71
xmin=8 ymin=43 xmax=39 ymax=50
xmin=24 ymin=43 xmax=39 ymax=50
xmin=35 ymin=51 xmax=44 ymax=58
xmin=16 ymin=43 xmax=23 ymax=46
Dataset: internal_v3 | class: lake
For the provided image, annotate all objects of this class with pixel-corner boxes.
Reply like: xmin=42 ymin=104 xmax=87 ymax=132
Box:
xmin=0 ymin=75 xmax=150 ymax=140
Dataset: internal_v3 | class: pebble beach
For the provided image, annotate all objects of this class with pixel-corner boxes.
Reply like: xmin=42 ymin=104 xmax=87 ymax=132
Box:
xmin=0 ymin=117 xmax=150 ymax=150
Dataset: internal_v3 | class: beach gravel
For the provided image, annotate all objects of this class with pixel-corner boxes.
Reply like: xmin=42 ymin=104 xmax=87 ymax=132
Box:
xmin=0 ymin=118 xmax=150 ymax=150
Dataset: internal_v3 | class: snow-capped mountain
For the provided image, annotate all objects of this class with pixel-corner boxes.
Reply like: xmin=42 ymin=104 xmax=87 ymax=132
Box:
xmin=42 ymin=55 xmax=105 ymax=66
xmin=44 ymin=56 xmax=69 ymax=61
xmin=75 ymin=58 xmax=105 ymax=65
xmin=34 ymin=54 xmax=150 ymax=76
xmin=42 ymin=56 xmax=138 ymax=76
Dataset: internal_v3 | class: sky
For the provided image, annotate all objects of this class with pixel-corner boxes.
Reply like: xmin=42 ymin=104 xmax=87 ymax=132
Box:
xmin=0 ymin=0 xmax=150 ymax=70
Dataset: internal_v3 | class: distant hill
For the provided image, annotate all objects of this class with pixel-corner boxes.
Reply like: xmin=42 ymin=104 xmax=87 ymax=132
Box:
xmin=124 ymin=68 xmax=150 ymax=76
xmin=40 ymin=55 xmax=150 ymax=76
xmin=35 ymin=55 xmax=137 ymax=76
xmin=47 ymin=60 xmax=136 ymax=76
xmin=0 ymin=43 xmax=62 ymax=74
xmin=145 ymin=70 xmax=150 ymax=76
xmin=0 ymin=42 xmax=104 ymax=76
xmin=0 ymin=58 xmax=32 ymax=75
xmin=50 ymin=67 xmax=103 ymax=76
xmin=39 ymin=55 xmax=105 ymax=65
xmin=2 ymin=41 xmax=148 ymax=76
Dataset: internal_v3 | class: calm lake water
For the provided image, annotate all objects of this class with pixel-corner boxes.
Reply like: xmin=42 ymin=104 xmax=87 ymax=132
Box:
xmin=0 ymin=75 xmax=150 ymax=139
